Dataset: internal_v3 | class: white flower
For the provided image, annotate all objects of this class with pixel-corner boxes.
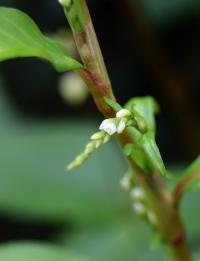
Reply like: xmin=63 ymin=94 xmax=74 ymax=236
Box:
xmin=132 ymin=202 xmax=146 ymax=215
xmin=117 ymin=120 xmax=126 ymax=133
xmin=99 ymin=119 xmax=117 ymax=135
xmin=116 ymin=109 xmax=131 ymax=118
xmin=120 ymin=175 xmax=130 ymax=190
xmin=130 ymin=188 xmax=144 ymax=200
xmin=58 ymin=0 xmax=71 ymax=6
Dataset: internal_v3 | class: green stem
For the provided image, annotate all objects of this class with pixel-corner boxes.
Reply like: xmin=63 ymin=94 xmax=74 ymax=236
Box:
xmin=61 ymin=1 xmax=191 ymax=260
xmin=63 ymin=0 xmax=115 ymax=117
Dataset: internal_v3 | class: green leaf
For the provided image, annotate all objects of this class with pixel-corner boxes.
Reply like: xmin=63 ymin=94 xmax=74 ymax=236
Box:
xmin=140 ymin=131 xmax=166 ymax=177
xmin=0 ymin=7 xmax=83 ymax=72
xmin=127 ymin=127 xmax=166 ymax=176
xmin=125 ymin=96 xmax=159 ymax=133
xmin=126 ymin=127 xmax=149 ymax=173
xmin=0 ymin=242 xmax=87 ymax=261
xmin=104 ymin=97 xmax=122 ymax=112
xmin=131 ymin=145 xmax=151 ymax=174
xmin=65 ymin=222 xmax=165 ymax=261
xmin=124 ymin=97 xmax=165 ymax=176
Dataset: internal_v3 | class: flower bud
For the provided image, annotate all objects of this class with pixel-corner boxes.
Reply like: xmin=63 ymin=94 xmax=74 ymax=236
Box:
xmin=120 ymin=175 xmax=131 ymax=190
xmin=116 ymin=109 xmax=131 ymax=118
xmin=130 ymin=187 xmax=144 ymax=200
xmin=91 ymin=131 xmax=104 ymax=140
xmin=103 ymin=134 xmax=110 ymax=144
xmin=85 ymin=143 xmax=94 ymax=154
xmin=94 ymin=140 xmax=102 ymax=149
xmin=136 ymin=118 xmax=148 ymax=133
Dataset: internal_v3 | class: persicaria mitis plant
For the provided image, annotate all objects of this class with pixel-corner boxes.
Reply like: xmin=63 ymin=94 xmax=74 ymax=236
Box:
xmin=0 ymin=1 xmax=200 ymax=260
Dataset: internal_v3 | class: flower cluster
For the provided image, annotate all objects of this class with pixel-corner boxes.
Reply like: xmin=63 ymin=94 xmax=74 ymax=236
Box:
xmin=67 ymin=130 xmax=110 ymax=170
xmin=67 ymin=109 xmax=132 ymax=170
xmin=120 ymin=174 xmax=157 ymax=225
xmin=99 ymin=109 xmax=131 ymax=135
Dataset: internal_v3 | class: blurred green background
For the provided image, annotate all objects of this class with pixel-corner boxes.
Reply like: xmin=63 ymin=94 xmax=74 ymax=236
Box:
xmin=0 ymin=0 xmax=200 ymax=260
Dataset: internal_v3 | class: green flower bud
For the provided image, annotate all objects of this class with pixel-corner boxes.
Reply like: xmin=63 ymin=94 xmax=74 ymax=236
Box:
xmin=91 ymin=131 xmax=105 ymax=140
xmin=136 ymin=117 xmax=148 ymax=133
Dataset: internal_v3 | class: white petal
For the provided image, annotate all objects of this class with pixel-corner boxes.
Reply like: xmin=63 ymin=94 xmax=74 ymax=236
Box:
xmin=116 ymin=109 xmax=131 ymax=118
xmin=130 ymin=188 xmax=144 ymax=199
xmin=99 ymin=119 xmax=108 ymax=130
xmin=99 ymin=120 xmax=117 ymax=135
xmin=117 ymin=120 xmax=126 ymax=133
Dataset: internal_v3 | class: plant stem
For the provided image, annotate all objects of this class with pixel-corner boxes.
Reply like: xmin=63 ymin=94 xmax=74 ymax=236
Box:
xmin=63 ymin=0 xmax=115 ymax=117
xmin=62 ymin=1 xmax=191 ymax=260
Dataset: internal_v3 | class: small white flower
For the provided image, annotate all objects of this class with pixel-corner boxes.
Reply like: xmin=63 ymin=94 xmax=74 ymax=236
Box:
xmin=130 ymin=187 xmax=144 ymax=200
xmin=117 ymin=120 xmax=126 ymax=133
xmin=120 ymin=175 xmax=130 ymax=190
xmin=116 ymin=109 xmax=131 ymax=118
xmin=133 ymin=202 xmax=146 ymax=215
xmin=99 ymin=119 xmax=117 ymax=135
xmin=58 ymin=0 xmax=71 ymax=6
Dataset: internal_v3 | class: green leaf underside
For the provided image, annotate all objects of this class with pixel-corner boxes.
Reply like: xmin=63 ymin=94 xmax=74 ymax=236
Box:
xmin=0 ymin=7 xmax=83 ymax=72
